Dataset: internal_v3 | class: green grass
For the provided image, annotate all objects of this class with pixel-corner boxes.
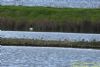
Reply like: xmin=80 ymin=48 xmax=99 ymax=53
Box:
xmin=0 ymin=6 xmax=100 ymax=23
xmin=0 ymin=6 xmax=100 ymax=33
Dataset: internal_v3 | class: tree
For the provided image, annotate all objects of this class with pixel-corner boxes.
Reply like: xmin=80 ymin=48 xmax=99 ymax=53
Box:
xmin=0 ymin=0 xmax=2 ymax=6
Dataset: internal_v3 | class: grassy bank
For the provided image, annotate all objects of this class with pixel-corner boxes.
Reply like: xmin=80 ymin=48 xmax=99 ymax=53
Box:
xmin=0 ymin=6 xmax=100 ymax=33
xmin=0 ymin=38 xmax=100 ymax=49
xmin=0 ymin=6 xmax=100 ymax=22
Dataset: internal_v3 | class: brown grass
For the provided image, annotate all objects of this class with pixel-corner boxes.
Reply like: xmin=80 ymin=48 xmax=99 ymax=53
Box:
xmin=0 ymin=38 xmax=100 ymax=49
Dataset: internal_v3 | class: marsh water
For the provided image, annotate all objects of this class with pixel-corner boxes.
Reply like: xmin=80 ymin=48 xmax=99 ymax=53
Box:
xmin=0 ymin=46 xmax=100 ymax=67
xmin=0 ymin=31 xmax=100 ymax=42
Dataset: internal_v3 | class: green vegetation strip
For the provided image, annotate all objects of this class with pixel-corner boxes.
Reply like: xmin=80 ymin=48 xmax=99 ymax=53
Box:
xmin=0 ymin=6 xmax=100 ymax=33
xmin=0 ymin=38 xmax=100 ymax=49
xmin=0 ymin=6 xmax=100 ymax=22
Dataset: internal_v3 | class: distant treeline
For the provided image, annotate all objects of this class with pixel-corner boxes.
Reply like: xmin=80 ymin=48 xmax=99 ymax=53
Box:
xmin=0 ymin=6 xmax=100 ymax=33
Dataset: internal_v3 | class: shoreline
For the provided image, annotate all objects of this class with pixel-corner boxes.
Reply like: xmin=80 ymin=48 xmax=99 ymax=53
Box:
xmin=0 ymin=38 xmax=100 ymax=49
